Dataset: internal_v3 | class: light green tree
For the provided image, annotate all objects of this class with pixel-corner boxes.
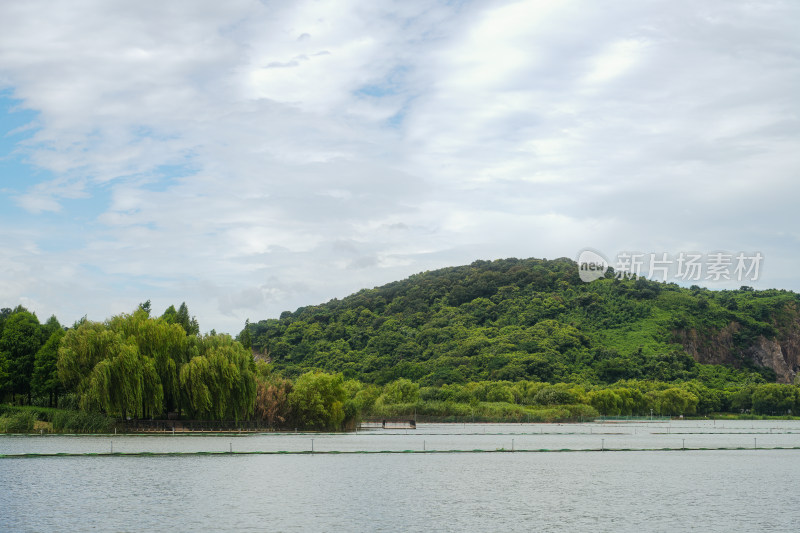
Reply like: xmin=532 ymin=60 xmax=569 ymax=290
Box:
xmin=289 ymin=371 xmax=347 ymax=430
xmin=380 ymin=378 xmax=420 ymax=404
xmin=588 ymin=389 xmax=621 ymax=415
xmin=657 ymin=388 xmax=698 ymax=416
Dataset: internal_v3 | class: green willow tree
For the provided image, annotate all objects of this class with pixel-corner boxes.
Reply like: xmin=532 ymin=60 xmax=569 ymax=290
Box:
xmin=82 ymin=343 xmax=163 ymax=419
xmin=109 ymin=310 xmax=193 ymax=414
xmin=179 ymin=334 xmax=256 ymax=421
xmin=201 ymin=334 xmax=256 ymax=420
xmin=58 ymin=317 xmax=163 ymax=419
xmin=58 ymin=308 xmax=255 ymax=421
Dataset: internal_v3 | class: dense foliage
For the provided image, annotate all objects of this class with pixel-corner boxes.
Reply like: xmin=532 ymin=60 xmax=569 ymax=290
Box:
xmin=0 ymin=307 xmax=63 ymax=405
xmin=242 ymin=258 xmax=794 ymax=386
xmin=4 ymin=258 xmax=800 ymax=432
xmin=58 ymin=309 xmax=256 ymax=421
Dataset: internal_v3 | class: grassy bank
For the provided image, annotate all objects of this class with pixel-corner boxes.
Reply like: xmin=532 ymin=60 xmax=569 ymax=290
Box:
xmin=6 ymin=402 xmax=800 ymax=435
xmin=365 ymin=400 xmax=599 ymax=423
xmin=0 ymin=404 xmax=113 ymax=434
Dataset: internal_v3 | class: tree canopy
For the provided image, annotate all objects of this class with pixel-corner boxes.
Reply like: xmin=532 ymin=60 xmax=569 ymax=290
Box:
xmin=241 ymin=258 xmax=791 ymax=386
xmin=57 ymin=308 xmax=255 ymax=421
xmin=4 ymin=259 xmax=800 ymax=429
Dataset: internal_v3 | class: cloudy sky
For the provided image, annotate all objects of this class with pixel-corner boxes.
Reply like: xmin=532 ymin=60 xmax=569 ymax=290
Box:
xmin=1 ymin=0 xmax=799 ymax=333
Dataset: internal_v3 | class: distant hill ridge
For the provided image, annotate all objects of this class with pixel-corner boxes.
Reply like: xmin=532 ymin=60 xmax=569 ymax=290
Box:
xmin=243 ymin=257 xmax=800 ymax=385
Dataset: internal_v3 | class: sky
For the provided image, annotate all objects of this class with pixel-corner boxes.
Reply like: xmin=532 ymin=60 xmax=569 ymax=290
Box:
xmin=1 ymin=0 xmax=799 ymax=334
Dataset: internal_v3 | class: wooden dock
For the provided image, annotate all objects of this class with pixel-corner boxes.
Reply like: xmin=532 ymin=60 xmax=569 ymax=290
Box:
xmin=359 ymin=419 xmax=416 ymax=430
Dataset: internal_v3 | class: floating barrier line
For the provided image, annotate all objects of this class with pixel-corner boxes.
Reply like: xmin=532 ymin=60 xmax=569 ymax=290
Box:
xmin=0 ymin=431 xmax=636 ymax=437
xmin=652 ymin=431 xmax=797 ymax=435
xmin=6 ymin=428 xmax=797 ymax=437
xmin=3 ymin=446 xmax=800 ymax=459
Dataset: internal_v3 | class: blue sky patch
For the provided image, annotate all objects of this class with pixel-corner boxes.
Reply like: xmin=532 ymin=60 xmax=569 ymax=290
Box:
xmin=0 ymin=93 xmax=41 ymax=189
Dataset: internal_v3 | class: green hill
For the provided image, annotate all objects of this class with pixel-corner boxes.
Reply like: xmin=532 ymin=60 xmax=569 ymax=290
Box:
xmin=243 ymin=257 xmax=800 ymax=387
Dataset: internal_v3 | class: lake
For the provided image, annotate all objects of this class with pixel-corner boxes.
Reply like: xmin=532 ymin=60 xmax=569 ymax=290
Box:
xmin=3 ymin=420 xmax=800 ymax=532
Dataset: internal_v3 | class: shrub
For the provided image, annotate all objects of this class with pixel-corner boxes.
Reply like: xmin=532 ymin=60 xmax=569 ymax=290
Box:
xmin=534 ymin=386 xmax=577 ymax=405
xmin=2 ymin=411 xmax=36 ymax=433
xmin=51 ymin=411 xmax=113 ymax=433
xmin=380 ymin=378 xmax=420 ymax=404
xmin=485 ymin=384 xmax=515 ymax=403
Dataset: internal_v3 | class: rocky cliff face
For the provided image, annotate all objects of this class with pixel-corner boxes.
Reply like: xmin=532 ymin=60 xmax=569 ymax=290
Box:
xmin=676 ymin=323 xmax=739 ymax=367
xmin=743 ymin=337 xmax=797 ymax=383
xmin=675 ymin=307 xmax=800 ymax=384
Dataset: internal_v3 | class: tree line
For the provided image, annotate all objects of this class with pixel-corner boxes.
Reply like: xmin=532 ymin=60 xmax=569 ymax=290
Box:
xmin=3 ymin=300 xmax=800 ymax=432
xmin=5 ymin=253 xmax=800 ymax=432
xmin=0 ymin=303 xmax=361 ymax=429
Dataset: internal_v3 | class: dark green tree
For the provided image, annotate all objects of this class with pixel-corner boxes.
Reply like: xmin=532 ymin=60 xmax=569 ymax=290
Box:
xmin=238 ymin=319 xmax=252 ymax=350
xmin=161 ymin=305 xmax=178 ymax=324
xmin=32 ymin=327 xmax=66 ymax=407
xmin=0 ymin=310 xmax=45 ymax=404
xmin=176 ymin=302 xmax=200 ymax=336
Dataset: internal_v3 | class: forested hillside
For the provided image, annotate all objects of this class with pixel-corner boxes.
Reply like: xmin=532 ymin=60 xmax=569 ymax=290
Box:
xmin=5 ymin=258 xmax=800 ymax=431
xmin=243 ymin=258 xmax=799 ymax=386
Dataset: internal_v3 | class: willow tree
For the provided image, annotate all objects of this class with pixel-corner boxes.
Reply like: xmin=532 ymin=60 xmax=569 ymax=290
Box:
xmin=180 ymin=355 xmax=213 ymax=418
xmin=58 ymin=320 xmax=165 ymax=419
xmin=58 ymin=322 xmax=124 ymax=400
xmin=108 ymin=309 xmax=192 ymax=414
xmin=83 ymin=343 xmax=163 ymax=419
xmin=179 ymin=334 xmax=256 ymax=421
xmin=58 ymin=310 xmax=256 ymax=421
xmin=59 ymin=312 xmax=175 ymax=418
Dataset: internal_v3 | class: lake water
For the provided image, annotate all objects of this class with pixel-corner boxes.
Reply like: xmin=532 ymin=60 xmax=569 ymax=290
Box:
xmin=3 ymin=421 xmax=800 ymax=532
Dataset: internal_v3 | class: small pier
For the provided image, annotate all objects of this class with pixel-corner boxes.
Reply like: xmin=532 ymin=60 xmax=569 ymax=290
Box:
xmin=359 ymin=418 xmax=416 ymax=430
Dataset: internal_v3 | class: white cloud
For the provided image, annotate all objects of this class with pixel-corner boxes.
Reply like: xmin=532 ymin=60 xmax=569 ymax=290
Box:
xmin=581 ymin=39 xmax=646 ymax=86
xmin=1 ymin=0 xmax=799 ymax=332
